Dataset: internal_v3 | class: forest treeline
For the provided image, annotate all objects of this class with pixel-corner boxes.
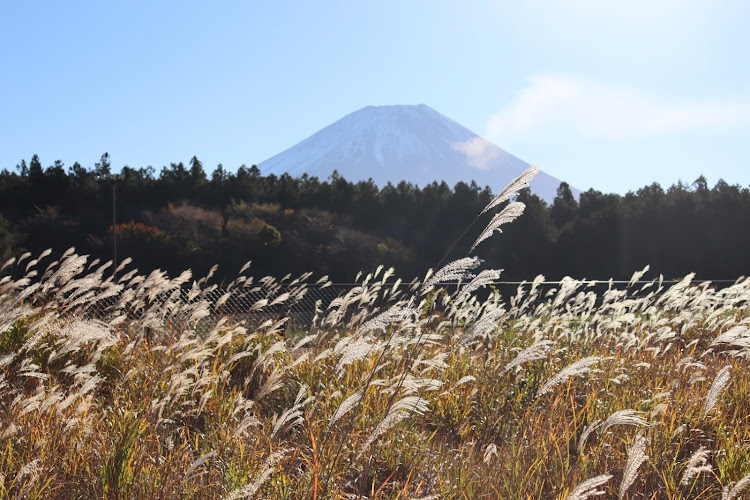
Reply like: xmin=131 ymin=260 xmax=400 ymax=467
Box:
xmin=1 ymin=153 xmax=749 ymax=282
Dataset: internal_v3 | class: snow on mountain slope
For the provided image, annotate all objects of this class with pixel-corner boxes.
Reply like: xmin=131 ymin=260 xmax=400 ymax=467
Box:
xmin=259 ymin=104 xmax=577 ymax=203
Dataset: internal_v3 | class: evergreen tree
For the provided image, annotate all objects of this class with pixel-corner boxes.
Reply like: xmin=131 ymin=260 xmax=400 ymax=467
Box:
xmin=189 ymin=156 xmax=207 ymax=185
xmin=16 ymin=159 xmax=28 ymax=177
xmin=550 ymin=181 xmax=578 ymax=231
xmin=94 ymin=153 xmax=111 ymax=179
xmin=29 ymin=154 xmax=43 ymax=180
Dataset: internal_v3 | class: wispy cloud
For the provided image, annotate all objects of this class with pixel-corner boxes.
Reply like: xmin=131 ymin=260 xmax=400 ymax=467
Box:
xmin=487 ymin=75 xmax=750 ymax=143
xmin=451 ymin=137 xmax=500 ymax=170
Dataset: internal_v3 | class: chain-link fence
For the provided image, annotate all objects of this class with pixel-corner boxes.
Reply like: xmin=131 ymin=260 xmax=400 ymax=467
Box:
xmin=78 ymin=276 xmax=742 ymax=334
xmin=85 ymin=282 xmax=406 ymax=334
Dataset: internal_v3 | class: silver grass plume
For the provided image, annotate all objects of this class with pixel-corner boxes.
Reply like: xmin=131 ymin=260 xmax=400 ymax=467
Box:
xmin=703 ymin=365 xmax=731 ymax=417
xmin=390 ymin=395 xmax=430 ymax=415
xmin=723 ymin=471 xmax=750 ymax=500
xmin=577 ymin=420 xmax=602 ymax=456
xmin=255 ymin=367 xmax=285 ymax=400
xmin=14 ymin=458 xmax=41 ymax=490
xmin=483 ymin=443 xmax=498 ymax=464
xmin=357 ymin=396 xmax=429 ymax=458
xmin=600 ymin=409 xmax=647 ymax=434
xmin=222 ymin=448 xmax=290 ymax=500
xmin=422 ymin=257 xmax=481 ymax=293
xmin=503 ymin=339 xmax=554 ymax=373
xmin=576 ymin=410 xmax=646 ymax=455
xmin=59 ymin=374 xmax=104 ymax=412
xmin=471 ymin=201 xmax=526 ymax=252
xmin=1 ymin=255 xmax=15 ymax=271
xmin=537 ymin=357 xmax=603 ymax=398
xmin=184 ymin=450 xmax=217 ymax=483
xmin=270 ymin=385 xmax=311 ymax=438
xmin=680 ymin=446 xmax=712 ymax=486
xmin=628 ymin=265 xmax=650 ymax=288
xmin=711 ymin=326 xmax=750 ymax=351
xmin=455 ymin=375 xmax=476 ymax=387
xmin=251 ymin=340 xmax=287 ymax=377
xmin=455 ymin=269 xmax=503 ymax=304
xmin=336 ymin=338 xmax=382 ymax=376
xmin=481 ymin=164 xmax=540 ymax=214
xmin=327 ymin=390 xmax=364 ymax=431
xmin=358 ymin=305 xmax=414 ymax=335
xmin=566 ymin=474 xmax=612 ymax=500
xmin=357 ymin=411 xmax=410 ymax=459
xmin=384 ymin=375 xmax=442 ymax=395
xmin=619 ymin=433 xmax=648 ymax=500
xmin=458 ymin=308 xmax=504 ymax=346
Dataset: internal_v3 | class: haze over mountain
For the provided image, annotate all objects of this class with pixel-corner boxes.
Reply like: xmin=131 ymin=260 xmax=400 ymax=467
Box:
xmin=259 ymin=104 xmax=578 ymax=202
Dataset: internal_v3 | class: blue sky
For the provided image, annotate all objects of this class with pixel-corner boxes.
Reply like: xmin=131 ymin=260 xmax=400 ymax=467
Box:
xmin=1 ymin=1 xmax=748 ymax=194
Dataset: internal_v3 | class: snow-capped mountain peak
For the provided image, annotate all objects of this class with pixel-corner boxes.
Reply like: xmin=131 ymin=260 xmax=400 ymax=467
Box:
xmin=259 ymin=104 xmax=575 ymax=202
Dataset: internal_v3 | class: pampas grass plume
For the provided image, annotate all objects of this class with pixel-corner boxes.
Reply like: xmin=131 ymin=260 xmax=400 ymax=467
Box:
xmin=566 ymin=474 xmax=612 ymax=500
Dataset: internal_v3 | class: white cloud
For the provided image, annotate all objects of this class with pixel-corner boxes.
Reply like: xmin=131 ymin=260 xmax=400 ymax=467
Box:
xmin=451 ymin=137 xmax=500 ymax=170
xmin=486 ymin=75 xmax=750 ymax=143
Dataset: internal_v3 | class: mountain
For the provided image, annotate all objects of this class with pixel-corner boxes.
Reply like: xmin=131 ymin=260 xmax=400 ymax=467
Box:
xmin=259 ymin=104 xmax=577 ymax=202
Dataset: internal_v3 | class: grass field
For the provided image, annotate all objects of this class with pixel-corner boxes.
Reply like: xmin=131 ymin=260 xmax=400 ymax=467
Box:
xmin=1 ymin=168 xmax=749 ymax=498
